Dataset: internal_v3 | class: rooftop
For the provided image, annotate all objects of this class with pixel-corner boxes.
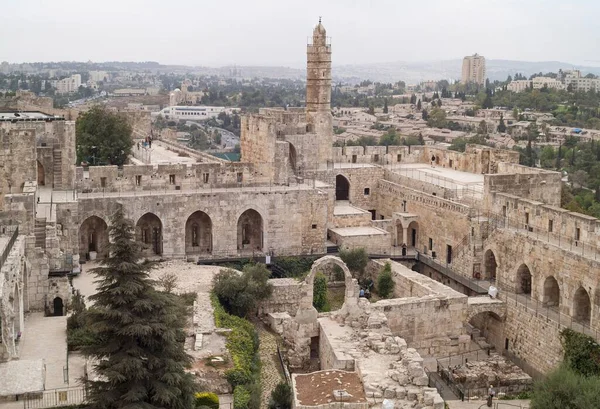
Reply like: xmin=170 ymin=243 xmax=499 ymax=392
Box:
xmin=0 ymin=111 xmax=63 ymax=121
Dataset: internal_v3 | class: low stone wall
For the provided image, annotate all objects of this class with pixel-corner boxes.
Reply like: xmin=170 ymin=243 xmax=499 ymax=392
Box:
xmin=257 ymin=278 xmax=302 ymax=317
xmin=318 ymin=318 xmax=356 ymax=371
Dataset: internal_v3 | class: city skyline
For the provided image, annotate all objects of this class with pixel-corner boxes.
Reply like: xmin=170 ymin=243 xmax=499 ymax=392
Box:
xmin=2 ymin=0 xmax=599 ymax=67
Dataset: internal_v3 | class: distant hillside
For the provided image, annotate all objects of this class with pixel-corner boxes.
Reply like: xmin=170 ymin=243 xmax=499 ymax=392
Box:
xmin=332 ymin=59 xmax=600 ymax=84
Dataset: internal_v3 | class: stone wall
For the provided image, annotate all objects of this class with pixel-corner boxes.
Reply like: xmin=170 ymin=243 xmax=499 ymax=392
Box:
xmin=485 ymin=166 xmax=562 ymax=207
xmin=491 ymin=192 xmax=600 ymax=249
xmin=0 ymin=129 xmax=37 ymax=196
xmin=257 ymin=278 xmax=302 ymax=317
xmin=332 ymin=145 xmax=423 ymax=165
xmin=61 ymin=185 xmax=329 ymax=260
xmin=485 ymin=228 xmax=600 ymax=331
xmin=367 ymin=260 xmax=469 ymax=356
xmin=0 ymin=236 xmax=25 ymax=361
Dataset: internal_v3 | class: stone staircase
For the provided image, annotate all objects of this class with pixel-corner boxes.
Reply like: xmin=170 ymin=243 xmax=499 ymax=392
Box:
xmin=52 ymin=150 xmax=62 ymax=189
xmin=34 ymin=217 xmax=46 ymax=249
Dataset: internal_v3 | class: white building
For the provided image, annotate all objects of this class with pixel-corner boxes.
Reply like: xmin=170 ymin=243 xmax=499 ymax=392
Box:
xmin=532 ymin=77 xmax=564 ymax=90
xmin=89 ymin=71 xmax=108 ymax=82
xmin=461 ymin=54 xmax=486 ymax=86
xmin=153 ymin=106 xmax=238 ymax=121
xmin=507 ymin=80 xmax=530 ymax=93
xmin=564 ymin=70 xmax=600 ymax=92
xmin=54 ymin=74 xmax=82 ymax=94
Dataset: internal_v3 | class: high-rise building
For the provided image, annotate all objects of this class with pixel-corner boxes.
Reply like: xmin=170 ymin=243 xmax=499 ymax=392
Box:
xmin=461 ymin=54 xmax=486 ymax=86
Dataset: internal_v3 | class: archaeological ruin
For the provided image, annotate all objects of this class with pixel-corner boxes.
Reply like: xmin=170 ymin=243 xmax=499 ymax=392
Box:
xmin=0 ymin=20 xmax=599 ymax=408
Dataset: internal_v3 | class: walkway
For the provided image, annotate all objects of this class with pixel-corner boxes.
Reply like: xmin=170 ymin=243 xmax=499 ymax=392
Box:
xmin=19 ymin=313 xmax=68 ymax=390
xmin=447 ymin=399 xmax=530 ymax=409
xmin=256 ymin=323 xmax=284 ymax=408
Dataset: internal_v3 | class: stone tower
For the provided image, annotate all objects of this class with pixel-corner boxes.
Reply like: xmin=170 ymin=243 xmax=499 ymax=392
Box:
xmin=306 ymin=19 xmax=333 ymax=165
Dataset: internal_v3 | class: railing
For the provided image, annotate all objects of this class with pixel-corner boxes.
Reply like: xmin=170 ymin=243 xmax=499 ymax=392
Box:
xmin=276 ymin=342 xmax=291 ymax=385
xmin=498 ymin=290 xmax=600 ymax=342
xmin=418 ymin=252 xmax=488 ymax=294
xmin=0 ymin=225 xmax=19 ymax=272
xmin=486 ymin=211 xmax=600 ymax=261
xmin=23 ymin=386 xmax=86 ymax=409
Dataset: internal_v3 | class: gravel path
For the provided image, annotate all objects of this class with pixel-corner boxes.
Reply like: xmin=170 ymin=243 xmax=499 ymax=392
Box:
xmin=256 ymin=323 xmax=285 ymax=408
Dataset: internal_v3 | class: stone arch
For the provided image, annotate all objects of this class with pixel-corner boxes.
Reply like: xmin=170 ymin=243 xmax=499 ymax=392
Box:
xmin=53 ymin=297 xmax=64 ymax=316
xmin=483 ymin=249 xmax=498 ymax=281
xmin=515 ymin=263 xmax=532 ymax=295
xmin=237 ymin=209 xmax=263 ymax=252
xmin=467 ymin=310 xmax=505 ymax=352
xmin=407 ymin=221 xmax=419 ymax=248
xmin=542 ymin=276 xmax=560 ymax=307
xmin=79 ymin=216 xmax=109 ymax=259
xmin=573 ymin=286 xmax=591 ymax=325
xmin=37 ymin=160 xmax=45 ymax=186
xmin=136 ymin=213 xmax=163 ymax=256
xmin=296 ymin=256 xmax=359 ymax=325
xmin=335 ymin=174 xmax=350 ymax=201
xmin=185 ymin=211 xmax=212 ymax=255
xmin=289 ymin=143 xmax=297 ymax=175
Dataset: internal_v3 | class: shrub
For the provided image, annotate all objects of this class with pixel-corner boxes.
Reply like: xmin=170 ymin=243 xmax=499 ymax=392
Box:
xmin=213 ymin=264 xmax=273 ymax=317
xmin=233 ymin=385 xmax=251 ymax=409
xmin=273 ymin=256 xmax=318 ymax=278
xmin=560 ymin=328 xmax=600 ymax=376
xmin=531 ymin=364 xmax=600 ymax=409
xmin=377 ymin=262 xmax=395 ymax=299
xmin=195 ymin=392 xmax=219 ymax=409
xmin=313 ymin=273 xmax=330 ymax=312
xmin=211 ymin=294 xmax=260 ymax=387
xmin=269 ymin=383 xmax=292 ymax=409
xmin=339 ymin=248 xmax=368 ymax=281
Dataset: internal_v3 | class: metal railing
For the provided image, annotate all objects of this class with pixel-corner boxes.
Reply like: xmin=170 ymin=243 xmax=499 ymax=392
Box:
xmin=23 ymin=386 xmax=86 ymax=409
xmin=0 ymin=225 xmax=19 ymax=272
xmin=498 ymin=290 xmax=600 ymax=342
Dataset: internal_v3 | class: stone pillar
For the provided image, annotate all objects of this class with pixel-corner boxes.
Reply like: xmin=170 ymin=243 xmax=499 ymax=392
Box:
xmin=402 ymin=227 xmax=408 ymax=246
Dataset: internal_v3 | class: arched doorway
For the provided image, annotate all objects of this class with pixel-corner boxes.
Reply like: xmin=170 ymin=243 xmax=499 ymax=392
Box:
xmin=37 ymin=160 xmax=45 ymax=186
xmin=483 ymin=250 xmax=498 ymax=280
xmin=289 ymin=143 xmax=297 ymax=176
xmin=53 ymin=297 xmax=64 ymax=316
xmin=407 ymin=221 xmax=419 ymax=248
xmin=516 ymin=264 xmax=532 ymax=295
xmin=185 ymin=211 xmax=212 ymax=255
xmin=573 ymin=287 xmax=591 ymax=325
xmin=543 ymin=276 xmax=560 ymax=307
xmin=136 ymin=213 xmax=163 ymax=256
xmin=79 ymin=216 xmax=109 ymax=259
xmin=335 ymin=175 xmax=350 ymax=201
xmin=237 ymin=209 xmax=263 ymax=251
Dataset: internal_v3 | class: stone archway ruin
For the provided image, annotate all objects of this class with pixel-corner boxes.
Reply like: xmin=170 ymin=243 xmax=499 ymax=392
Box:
xmin=79 ymin=216 xmax=109 ymax=260
xmin=295 ymin=255 xmax=359 ymax=324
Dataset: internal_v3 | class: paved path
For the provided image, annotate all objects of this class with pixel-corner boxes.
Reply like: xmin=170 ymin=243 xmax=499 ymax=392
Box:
xmin=447 ymin=399 xmax=530 ymax=409
xmin=256 ymin=323 xmax=284 ymax=409
xmin=19 ymin=313 xmax=68 ymax=390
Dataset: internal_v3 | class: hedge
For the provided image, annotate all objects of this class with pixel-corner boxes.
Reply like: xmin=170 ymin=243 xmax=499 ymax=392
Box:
xmin=195 ymin=392 xmax=219 ymax=409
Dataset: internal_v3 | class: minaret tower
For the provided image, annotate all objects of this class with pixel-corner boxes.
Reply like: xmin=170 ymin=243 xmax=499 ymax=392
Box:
xmin=306 ymin=18 xmax=333 ymax=164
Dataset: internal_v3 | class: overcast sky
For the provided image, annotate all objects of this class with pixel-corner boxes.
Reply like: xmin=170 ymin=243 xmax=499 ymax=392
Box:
xmin=2 ymin=0 xmax=599 ymax=67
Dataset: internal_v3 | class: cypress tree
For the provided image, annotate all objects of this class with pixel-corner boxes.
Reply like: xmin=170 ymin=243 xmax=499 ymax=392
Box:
xmin=83 ymin=207 xmax=196 ymax=409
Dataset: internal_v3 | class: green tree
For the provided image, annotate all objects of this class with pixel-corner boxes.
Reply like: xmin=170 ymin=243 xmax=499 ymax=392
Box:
xmin=377 ymin=262 xmax=395 ymax=299
xmin=76 ymin=106 xmax=133 ymax=166
xmin=416 ymin=99 xmax=422 ymax=111
xmin=339 ymin=248 xmax=369 ymax=282
xmin=497 ymin=114 xmax=507 ymax=133
xmin=427 ymin=108 xmax=447 ymax=129
xmin=82 ymin=207 xmax=196 ymax=409
xmin=410 ymin=94 xmax=417 ymax=104
xmin=530 ymin=365 xmax=600 ymax=409
xmin=195 ymin=392 xmax=219 ymax=409
xmin=213 ymin=264 xmax=273 ymax=318
xmin=313 ymin=272 xmax=329 ymax=312
xmin=383 ymin=98 xmax=388 ymax=114
xmin=268 ymin=383 xmax=292 ymax=409
xmin=477 ymin=120 xmax=488 ymax=136
xmin=368 ymin=104 xmax=375 ymax=115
